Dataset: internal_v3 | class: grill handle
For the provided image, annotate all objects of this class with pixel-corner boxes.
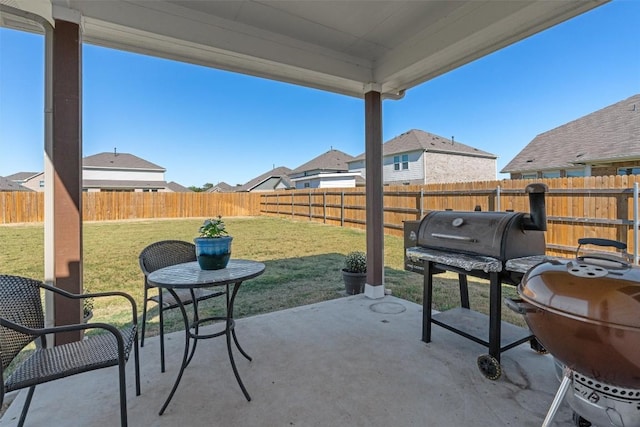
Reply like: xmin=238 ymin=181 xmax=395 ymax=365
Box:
xmin=504 ymin=297 xmax=537 ymax=314
xmin=430 ymin=233 xmax=476 ymax=242
xmin=576 ymin=237 xmax=631 ymax=265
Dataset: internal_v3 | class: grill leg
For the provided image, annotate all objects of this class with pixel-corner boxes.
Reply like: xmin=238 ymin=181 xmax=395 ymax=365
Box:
xmin=458 ymin=274 xmax=469 ymax=309
xmin=422 ymin=261 xmax=434 ymax=343
xmin=488 ymin=272 xmax=501 ymax=361
xmin=542 ymin=367 xmax=572 ymax=427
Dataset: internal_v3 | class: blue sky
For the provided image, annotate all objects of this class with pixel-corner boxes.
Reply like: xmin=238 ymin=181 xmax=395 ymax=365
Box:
xmin=1 ymin=1 xmax=639 ymax=188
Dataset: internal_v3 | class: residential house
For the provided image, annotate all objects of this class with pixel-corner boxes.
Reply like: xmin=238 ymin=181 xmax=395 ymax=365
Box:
xmin=234 ymin=166 xmax=293 ymax=192
xmin=289 ymin=149 xmax=360 ymax=189
xmin=348 ymin=129 xmax=497 ymax=185
xmin=82 ymin=151 xmax=168 ymax=192
xmin=5 ymin=172 xmax=43 ymax=191
xmin=0 ymin=176 xmax=32 ymax=191
xmin=501 ymin=94 xmax=640 ymax=179
xmin=8 ymin=152 xmax=178 ymax=192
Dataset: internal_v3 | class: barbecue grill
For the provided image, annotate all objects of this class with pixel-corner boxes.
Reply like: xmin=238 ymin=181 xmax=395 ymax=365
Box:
xmin=507 ymin=238 xmax=640 ymax=427
xmin=405 ymin=183 xmax=550 ymax=379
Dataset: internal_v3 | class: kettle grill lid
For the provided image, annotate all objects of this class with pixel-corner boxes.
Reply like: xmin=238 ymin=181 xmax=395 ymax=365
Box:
xmin=519 ymin=258 xmax=640 ymax=329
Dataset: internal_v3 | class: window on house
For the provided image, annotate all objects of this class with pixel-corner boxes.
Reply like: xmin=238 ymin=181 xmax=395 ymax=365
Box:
xmin=541 ymin=171 xmax=560 ymax=178
xmin=39 ymin=180 xmax=44 ymax=188
xmin=618 ymin=167 xmax=640 ymax=176
xmin=521 ymin=173 xmax=537 ymax=179
xmin=394 ymin=155 xmax=409 ymax=171
xmin=566 ymin=169 xmax=585 ymax=177
xmin=304 ymin=182 xmax=310 ymax=188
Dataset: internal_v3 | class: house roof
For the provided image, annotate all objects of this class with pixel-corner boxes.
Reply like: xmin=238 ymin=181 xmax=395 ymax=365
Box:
xmin=290 ymin=150 xmax=355 ymax=175
xmin=165 ymin=181 xmax=192 ymax=192
xmin=206 ymin=182 xmax=235 ymax=193
xmin=0 ymin=176 xmax=32 ymax=191
xmin=237 ymin=166 xmax=292 ymax=192
xmin=83 ymin=152 xmax=165 ymax=171
xmin=5 ymin=171 xmax=41 ymax=182
xmin=350 ymin=129 xmax=496 ymax=161
xmin=501 ymin=93 xmax=640 ymax=173
xmin=1 ymin=1 xmax=605 ymax=100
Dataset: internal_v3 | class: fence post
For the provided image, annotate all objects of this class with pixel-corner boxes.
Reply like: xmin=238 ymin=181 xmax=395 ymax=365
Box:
xmin=420 ymin=188 xmax=424 ymax=218
xmin=496 ymin=186 xmax=501 ymax=212
xmin=634 ymin=182 xmax=639 ymax=264
xmin=323 ymin=192 xmax=327 ymax=224
xmin=309 ymin=191 xmax=312 ymax=220
xmin=291 ymin=193 xmax=294 ymax=218
xmin=341 ymin=191 xmax=345 ymax=227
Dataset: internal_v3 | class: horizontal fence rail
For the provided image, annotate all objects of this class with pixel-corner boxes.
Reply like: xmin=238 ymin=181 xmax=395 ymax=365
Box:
xmin=2 ymin=175 xmax=640 ymax=262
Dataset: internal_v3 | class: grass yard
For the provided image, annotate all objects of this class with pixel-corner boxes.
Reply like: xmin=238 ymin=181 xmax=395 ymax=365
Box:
xmin=0 ymin=216 xmax=525 ymax=338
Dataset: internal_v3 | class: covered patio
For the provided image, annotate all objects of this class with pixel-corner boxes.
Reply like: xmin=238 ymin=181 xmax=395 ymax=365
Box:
xmin=0 ymin=1 xmax=606 ymax=425
xmin=1 ymin=295 xmax=575 ymax=426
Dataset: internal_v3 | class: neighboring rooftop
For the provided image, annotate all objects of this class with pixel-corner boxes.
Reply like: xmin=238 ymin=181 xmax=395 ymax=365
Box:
xmin=501 ymin=93 xmax=640 ymax=173
xmin=83 ymin=151 xmax=165 ymax=171
xmin=5 ymin=172 xmax=40 ymax=182
xmin=236 ymin=166 xmax=292 ymax=192
xmin=0 ymin=176 xmax=31 ymax=191
xmin=165 ymin=181 xmax=193 ymax=192
xmin=290 ymin=149 xmax=355 ymax=175
xmin=351 ymin=129 xmax=496 ymax=160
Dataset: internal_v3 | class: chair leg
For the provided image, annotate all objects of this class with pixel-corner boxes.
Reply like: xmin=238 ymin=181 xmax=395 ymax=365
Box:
xmin=118 ymin=357 xmax=128 ymax=427
xmin=17 ymin=386 xmax=36 ymax=427
xmin=158 ymin=291 xmax=166 ymax=373
xmin=134 ymin=328 xmax=141 ymax=396
xmin=141 ymin=286 xmax=149 ymax=348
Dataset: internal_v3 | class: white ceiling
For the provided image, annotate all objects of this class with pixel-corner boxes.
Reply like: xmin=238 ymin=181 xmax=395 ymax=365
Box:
xmin=2 ymin=0 xmax=607 ymax=99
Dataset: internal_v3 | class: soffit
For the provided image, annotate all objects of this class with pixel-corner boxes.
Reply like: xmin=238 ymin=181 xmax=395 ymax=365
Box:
xmin=2 ymin=0 xmax=607 ymax=99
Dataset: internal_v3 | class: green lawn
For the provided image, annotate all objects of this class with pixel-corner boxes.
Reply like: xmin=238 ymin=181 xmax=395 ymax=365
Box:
xmin=0 ymin=216 xmax=524 ymax=337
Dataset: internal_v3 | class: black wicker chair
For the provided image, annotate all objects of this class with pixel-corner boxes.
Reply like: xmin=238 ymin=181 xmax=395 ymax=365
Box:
xmin=139 ymin=240 xmax=225 ymax=372
xmin=0 ymin=274 xmax=140 ymax=427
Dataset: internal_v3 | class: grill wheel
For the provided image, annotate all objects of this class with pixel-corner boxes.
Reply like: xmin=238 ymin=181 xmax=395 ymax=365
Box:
xmin=477 ymin=354 xmax=501 ymax=380
xmin=572 ymin=412 xmax=592 ymax=427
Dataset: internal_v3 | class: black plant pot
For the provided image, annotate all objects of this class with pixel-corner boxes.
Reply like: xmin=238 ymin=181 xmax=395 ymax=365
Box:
xmin=341 ymin=269 xmax=366 ymax=295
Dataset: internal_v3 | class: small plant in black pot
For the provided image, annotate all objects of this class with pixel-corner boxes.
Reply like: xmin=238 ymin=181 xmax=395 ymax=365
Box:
xmin=341 ymin=251 xmax=366 ymax=295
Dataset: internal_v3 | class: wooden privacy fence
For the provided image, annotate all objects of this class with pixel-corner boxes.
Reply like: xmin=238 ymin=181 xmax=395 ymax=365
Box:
xmin=260 ymin=176 xmax=640 ymax=262
xmin=3 ymin=175 xmax=640 ymax=262
xmin=0 ymin=192 xmax=261 ymax=223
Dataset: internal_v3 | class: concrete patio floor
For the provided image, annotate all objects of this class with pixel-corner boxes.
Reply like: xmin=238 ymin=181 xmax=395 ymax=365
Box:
xmin=1 ymin=295 xmax=575 ymax=427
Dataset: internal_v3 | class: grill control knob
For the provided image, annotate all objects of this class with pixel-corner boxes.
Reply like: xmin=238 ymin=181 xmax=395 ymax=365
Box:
xmin=452 ymin=217 xmax=464 ymax=227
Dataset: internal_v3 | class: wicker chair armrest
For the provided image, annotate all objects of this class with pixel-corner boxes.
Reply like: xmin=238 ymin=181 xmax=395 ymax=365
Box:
xmin=0 ymin=318 xmax=125 ymax=349
xmin=38 ymin=282 xmax=138 ymax=324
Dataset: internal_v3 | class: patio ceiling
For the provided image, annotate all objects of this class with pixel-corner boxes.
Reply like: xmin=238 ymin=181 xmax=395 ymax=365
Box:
xmin=3 ymin=0 xmax=606 ymax=99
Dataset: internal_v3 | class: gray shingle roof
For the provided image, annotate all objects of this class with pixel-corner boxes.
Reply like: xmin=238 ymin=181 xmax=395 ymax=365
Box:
xmin=237 ymin=166 xmax=292 ymax=192
xmin=166 ymin=181 xmax=192 ymax=192
xmin=350 ymin=129 xmax=496 ymax=160
xmin=0 ymin=176 xmax=32 ymax=191
xmin=5 ymin=172 xmax=40 ymax=182
xmin=290 ymin=149 xmax=355 ymax=174
xmin=501 ymin=94 xmax=640 ymax=173
xmin=83 ymin=152 xmax=165 ymax=171
xmin=206 ymin=182 xmax=235 ymax=193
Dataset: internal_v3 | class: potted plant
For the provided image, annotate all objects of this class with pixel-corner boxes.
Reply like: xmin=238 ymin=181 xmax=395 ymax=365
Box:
xmin=194 ymin=216 xmax=233 ymax=270
xmin=342 ymin=251 xmax=367 ymax=295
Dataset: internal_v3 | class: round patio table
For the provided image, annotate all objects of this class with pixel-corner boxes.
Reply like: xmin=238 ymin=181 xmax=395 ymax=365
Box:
xmin=147 ymin=259 xmax=265 ymax=415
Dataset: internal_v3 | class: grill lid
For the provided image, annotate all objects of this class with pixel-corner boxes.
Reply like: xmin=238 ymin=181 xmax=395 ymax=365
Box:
xmin=520 ymin=257 xmax=640 ymax=329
